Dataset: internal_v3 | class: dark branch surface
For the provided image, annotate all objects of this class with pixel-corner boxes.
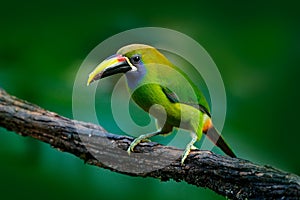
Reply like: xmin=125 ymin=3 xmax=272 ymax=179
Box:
xmin=0 ymin=88 xmax=299 ymax=199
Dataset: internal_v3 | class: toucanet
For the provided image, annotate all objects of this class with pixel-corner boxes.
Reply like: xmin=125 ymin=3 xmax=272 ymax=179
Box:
xmin=87 ymin=44 xmax=236 ymax=164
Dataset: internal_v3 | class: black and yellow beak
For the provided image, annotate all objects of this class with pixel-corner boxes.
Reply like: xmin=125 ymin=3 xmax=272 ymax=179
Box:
xmin=87 ymin=54 xmax=135 ymax=86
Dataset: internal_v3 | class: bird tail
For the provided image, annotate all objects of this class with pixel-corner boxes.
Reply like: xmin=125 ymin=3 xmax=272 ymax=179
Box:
xmin=205 ymin=126 xmax=236 ymax=158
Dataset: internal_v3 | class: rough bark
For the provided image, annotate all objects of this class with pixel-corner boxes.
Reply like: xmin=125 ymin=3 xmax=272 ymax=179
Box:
xmin=0 ymin=88 xmax=299 ymax=199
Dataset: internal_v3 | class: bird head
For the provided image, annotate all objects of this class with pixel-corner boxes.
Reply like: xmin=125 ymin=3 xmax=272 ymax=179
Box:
xmin=87 ymin=44 xmax=171 ymax=86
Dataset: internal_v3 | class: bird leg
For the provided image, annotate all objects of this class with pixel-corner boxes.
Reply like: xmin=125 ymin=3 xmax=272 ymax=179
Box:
xmin=127 ymin=130 xmax=163 ymax=155
xmin=181 ymin=132 xmax=198 ymax=165
xmin=127 ymin=124 xmax=173 ymax=155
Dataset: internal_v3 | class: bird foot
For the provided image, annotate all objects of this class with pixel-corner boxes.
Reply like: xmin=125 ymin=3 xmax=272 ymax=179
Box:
xmin=181 ymin=133 xmax=198 ymax=165
xmin=181 ymin=147 xmax=191 ymax=165
xmin=127 ymin=131 xmax=161 ymax=155
xmin=127 ymin=137 xmax=150 ymax=155
xmin=127 ymin=140 xmax=137 ymax=155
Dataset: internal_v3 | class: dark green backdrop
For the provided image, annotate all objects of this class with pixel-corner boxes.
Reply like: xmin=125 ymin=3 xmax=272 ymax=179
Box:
xmin=1 ymin=1 xmax=299 ymax=199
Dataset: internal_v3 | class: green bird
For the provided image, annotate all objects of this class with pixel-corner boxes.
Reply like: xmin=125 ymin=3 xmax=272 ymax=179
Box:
xmin=87 ymin=44 xmax=236 ymax=164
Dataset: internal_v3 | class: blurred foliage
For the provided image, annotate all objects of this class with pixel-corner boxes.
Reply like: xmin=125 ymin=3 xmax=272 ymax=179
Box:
xmin=0 ymin=0 xmax=299 ymax=199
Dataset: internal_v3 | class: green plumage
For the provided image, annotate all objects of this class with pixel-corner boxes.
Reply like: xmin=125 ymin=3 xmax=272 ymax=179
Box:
xmin=118 ymin=45 xmax=210 ymax=114
xmin=88 ymin=44 xmax=236 ymax=164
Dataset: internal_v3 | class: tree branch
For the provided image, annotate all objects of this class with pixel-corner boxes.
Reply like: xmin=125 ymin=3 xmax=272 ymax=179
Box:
xmin=0 ymin=88 xmax=299 ymax=199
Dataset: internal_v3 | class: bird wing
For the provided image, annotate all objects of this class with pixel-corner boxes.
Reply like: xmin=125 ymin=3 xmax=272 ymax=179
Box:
xmin=161 ymin=86 xmax=211 ymax=117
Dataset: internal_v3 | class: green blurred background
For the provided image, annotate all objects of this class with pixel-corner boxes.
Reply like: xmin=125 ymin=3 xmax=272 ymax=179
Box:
xmin=1 ymin=0 xmax=299 ymax=199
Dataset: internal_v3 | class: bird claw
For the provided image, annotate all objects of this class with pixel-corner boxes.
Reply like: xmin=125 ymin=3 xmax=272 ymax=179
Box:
xmin=127 ymin=137 xmax=144 ymax=155
xmin=126 ymin=146 xmax=132 ymax=155
xmin=181 ymin=148 xmax=191 ymax=165
xmin=180 ymin=134 xmax=197 ymax=165
xmin=127 ymin=132 xmax=158 ymax=155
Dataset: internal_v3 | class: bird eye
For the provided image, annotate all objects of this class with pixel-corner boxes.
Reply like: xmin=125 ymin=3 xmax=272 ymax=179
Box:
xmin=131 ymin=55 xmax=141 ymax=64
